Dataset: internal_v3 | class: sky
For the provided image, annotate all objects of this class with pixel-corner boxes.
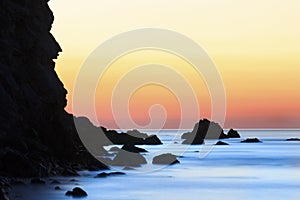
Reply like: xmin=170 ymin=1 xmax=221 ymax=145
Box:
xmin=49 ymin=0 xmax=300 ymax=129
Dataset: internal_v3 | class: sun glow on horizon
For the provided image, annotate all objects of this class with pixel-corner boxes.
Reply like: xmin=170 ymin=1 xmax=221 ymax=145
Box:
xmin=50 ymin=0 xmax=300 ymax=129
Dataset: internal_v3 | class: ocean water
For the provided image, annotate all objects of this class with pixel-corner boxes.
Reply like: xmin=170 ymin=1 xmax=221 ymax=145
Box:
xmin=9 ymin=130 xmax=300 ymax=200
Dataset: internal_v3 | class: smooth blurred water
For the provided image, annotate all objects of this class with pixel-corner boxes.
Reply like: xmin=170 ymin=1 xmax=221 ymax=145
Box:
xmin=9 ymin=130 xmax=300 ymax=200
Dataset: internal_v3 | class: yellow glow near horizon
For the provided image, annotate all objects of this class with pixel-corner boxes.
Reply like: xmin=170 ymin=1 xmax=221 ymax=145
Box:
xmin=49 ymin=0 xmax=300 ymax=128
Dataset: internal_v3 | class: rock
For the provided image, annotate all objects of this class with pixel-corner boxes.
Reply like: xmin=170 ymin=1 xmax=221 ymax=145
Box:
xmin=152 ymin=153 xmax=180 ymax=165
xmin=226 ymin=129 xmax=240 ymax=138
xmin=286 ymin=138 xmax=300 ymax=141
xmin=108 ymin=172 xmax=126 ymax=176
xmin=241 ymin=138 xmax=262 ymax=143
xmin=94 ymin=172 xmax=126 ymax=178
xmin=215 ymin=141 xmax=229 ymax=145
xmin=121 ymin=145 xmax=148 ymax=153
xmin=65 ymin=191 xmax=73 ymax=196
xmin=30 ymin=178 xmax=46 ymax=184
xmin=182 ymin=119 xmax=225 ymax=144
xmin=109 ymin=147 xmax=121 ymax=152
xmin=123 ymin=167 xmax=135 ymax=171
xmin=0 ymin=149 xmax=37 ymax=177
xmin=54 ymin=186 xmax=61 ymax=190
xmin=69 ymin=179 xmax=78 ymax=182
xmin=94 ymin=172 xmax=109 ymax=178
xmin=111 ymin=149 xmax=147 ymax=167
xmin=65 ymin=187 xmax=88 ymax=197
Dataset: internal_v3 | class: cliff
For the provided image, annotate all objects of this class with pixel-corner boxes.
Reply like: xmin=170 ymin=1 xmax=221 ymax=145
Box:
xmin=0 ymin=0 xmax=107 ymax=178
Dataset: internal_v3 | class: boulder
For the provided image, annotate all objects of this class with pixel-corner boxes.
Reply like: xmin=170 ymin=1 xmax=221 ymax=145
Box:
xmin=152 ymin=153 xmax=180 ymax=165
xmin=65 ymin=187 xmax=87 ymax=197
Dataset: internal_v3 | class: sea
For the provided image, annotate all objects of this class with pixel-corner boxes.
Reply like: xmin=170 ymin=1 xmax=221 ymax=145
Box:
xmin=9 ymin=130 xmax=300 ymax=200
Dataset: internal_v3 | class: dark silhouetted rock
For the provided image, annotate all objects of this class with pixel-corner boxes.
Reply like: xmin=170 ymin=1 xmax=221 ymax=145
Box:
xmin=215 ymin=141 xmax=229 ymax=145
xmin=226 ymin=129 xmax=241 ymax=138
xmin=286 ymin=138 xmax=300 ymax=141
xmin=108 ymin=172 xmax=126 ymax=176
xmin=152 ymin=153 xmax=180 ymax=165
xmin=94 ymin=172 xmax=109 ymax=178
xmin=241 ymin=138 xmax=262 ymax=143
xmin=65 ymin=187 xmax=87 ymax=197
xmin=121 ymin=145 xmax=148 ymax=153
xmin=94 ymin=171 xmax=126 ymax=178
xmin=30 ymin=178 xmax=45 ymax=184
xmin=55 ymin=186 xmax=61 ymax=190
xmin=0 ymin=0 xmax=109 ymax=178
xmin=182 ymin=119 xmax=225 ymax=144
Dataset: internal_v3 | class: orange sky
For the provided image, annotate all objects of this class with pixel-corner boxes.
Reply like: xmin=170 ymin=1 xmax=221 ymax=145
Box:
xmin=49 ymin=0 xmax=300 ymax=129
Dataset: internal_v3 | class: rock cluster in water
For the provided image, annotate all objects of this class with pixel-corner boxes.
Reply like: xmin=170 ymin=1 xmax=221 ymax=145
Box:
xmin=181 ymin=119 xmax=240 ymax=144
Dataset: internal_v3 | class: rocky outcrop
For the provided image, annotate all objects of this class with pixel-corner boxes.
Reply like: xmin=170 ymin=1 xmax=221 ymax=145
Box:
xmin=181 ymin=119 xmax=241 ymax=144
xmin=219 ymin=129 xmax=241 ymax=139
xmin=181 ymin=119 xmax=225 ymax=144
xmin=74 ymin=116 xmax=162 ymax=146
xmin=0 ymin=0 xmax=108 ymax=178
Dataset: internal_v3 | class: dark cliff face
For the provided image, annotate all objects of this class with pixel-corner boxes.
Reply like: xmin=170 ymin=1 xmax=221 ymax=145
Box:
xmin=0 ymin=0 xmax=99 ymax=177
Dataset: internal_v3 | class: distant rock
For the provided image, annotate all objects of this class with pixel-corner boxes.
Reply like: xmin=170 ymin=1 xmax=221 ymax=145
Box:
xmin=226 ymin=129 xmax=241 ymax=138
xmin=182 ymin=119 xmax=225 ymax=144
xmin=215 ymin=141 xmax=229 ymax=145
xmin=152 ymin=153 xmax=180 ymax=165
xmin=65 ymin=187 xmax=87 ymax=197
xmin=241 ymin=138 xmax=262 ymax=143
xmin=286 ymin=138 xmax=300 ymax=141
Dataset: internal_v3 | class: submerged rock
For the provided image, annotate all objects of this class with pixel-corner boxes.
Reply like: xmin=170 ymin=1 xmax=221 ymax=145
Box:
xmin=152 ymin=153 xmax=180 ymax=165
xmin=241 ymin=138 xmax=262 ymax=143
